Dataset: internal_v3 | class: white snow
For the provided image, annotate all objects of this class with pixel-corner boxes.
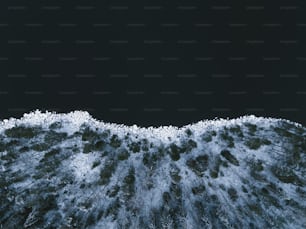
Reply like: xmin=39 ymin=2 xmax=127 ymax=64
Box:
xmin=0 ymin=110 xmax=305 ymax=229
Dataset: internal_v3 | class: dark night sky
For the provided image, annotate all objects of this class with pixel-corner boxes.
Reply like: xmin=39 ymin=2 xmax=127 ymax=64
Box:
xmin=2 ymin=0 xmax=306 ymax=126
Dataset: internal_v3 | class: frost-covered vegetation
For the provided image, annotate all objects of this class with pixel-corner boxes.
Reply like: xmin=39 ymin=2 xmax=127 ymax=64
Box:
xmin=0 ymin=111 xmax=306 ymax=228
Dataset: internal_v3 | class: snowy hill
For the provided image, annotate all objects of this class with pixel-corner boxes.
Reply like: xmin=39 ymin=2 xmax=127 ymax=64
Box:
xmin=0 ymin=111 xmax=305 ymax=229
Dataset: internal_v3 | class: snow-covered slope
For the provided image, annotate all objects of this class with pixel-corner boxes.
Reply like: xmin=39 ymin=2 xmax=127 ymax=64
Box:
xmin=0 ymin=111 xmax=305 ymax=229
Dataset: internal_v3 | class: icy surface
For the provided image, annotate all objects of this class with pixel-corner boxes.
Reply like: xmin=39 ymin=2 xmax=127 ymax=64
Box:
xmin=0 ymin=110 xmax=306 ymax=228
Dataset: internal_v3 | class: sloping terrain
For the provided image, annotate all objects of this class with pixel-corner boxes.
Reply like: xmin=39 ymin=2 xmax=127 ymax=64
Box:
xmin=0 ymin=111 xmax=305 ymax=229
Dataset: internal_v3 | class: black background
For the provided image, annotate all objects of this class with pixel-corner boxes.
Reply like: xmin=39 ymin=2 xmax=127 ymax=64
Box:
xmin=2 ymin=0 xmax=306 ymax=126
